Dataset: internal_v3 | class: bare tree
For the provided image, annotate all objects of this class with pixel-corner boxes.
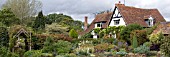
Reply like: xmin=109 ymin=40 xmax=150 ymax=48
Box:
xmin=3 ymin=0 xmax=42 ymax=24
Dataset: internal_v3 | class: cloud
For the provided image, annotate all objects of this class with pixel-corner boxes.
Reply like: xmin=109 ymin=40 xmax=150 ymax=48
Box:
xmin=0 ymin=0 xmax=6 ymax=9
xmin=1 ymin=0 xmax=170 ymax=22
xmin=41 ymin=0 xmax=170 ymax=23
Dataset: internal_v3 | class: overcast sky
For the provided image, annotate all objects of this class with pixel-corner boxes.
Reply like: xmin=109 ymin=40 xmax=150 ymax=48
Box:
xmin=1 ymin=0 xmax=170 ymax=23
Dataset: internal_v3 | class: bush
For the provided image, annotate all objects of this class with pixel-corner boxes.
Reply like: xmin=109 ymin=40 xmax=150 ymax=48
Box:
xmin=0 ymin=46 xmax=19 ymax=57
xmin=94 ymin=43 xmax=110 ymax=52
xmin=0 ymin=26 xmax=9 ymax=47
xmin=133 ymin=44 xmax=150 ymax=54
xmin=130 ymin=30 xmax=149 ymax=45
xmin=24 ymin=50 xmax=42 ymax=57
xmin=132 ymin=35 xmax=138 ymax=48
xmin=160 ymin=36 xmax=170 ymax=56
xmin=120 ymin=24 xmax=143 ymax=45
xmin=116 ymin=49 xmax=128 ymax=56
xmin=69 ymin=29 xmax=78 ymax=38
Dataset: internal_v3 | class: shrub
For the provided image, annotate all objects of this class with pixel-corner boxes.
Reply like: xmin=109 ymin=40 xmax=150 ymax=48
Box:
xmin=94 ymin=43 xmax=109 ymax=52
xmin=130 ymin=30 xmax=149 ymax=45
xmin=116 ymin=49 xmax=128 ymax=56
xmin=69 ymin=29 xmax=78 ymax=38
xmin=120 ymin=24 xmax=143 ymax=45
xmin=54 ymin=40 xmax=72 ymax=55
xmin=0 ymin=46 xmax=19 ymax=57
xmin=160 ymin=36 xmax=170 ymax=56
xmin=24 ymin=50 xmax=42 ymax=57
xmin=132 ymin=35 xmax=138 ymax=48
xmin=133 ymin=44 xmax=150 ymax=54
xmin=0 ymin=26 xmax=9 ymax=47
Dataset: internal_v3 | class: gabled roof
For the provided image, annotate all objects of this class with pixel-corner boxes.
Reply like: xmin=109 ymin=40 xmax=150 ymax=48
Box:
xmin=115 ymin=4 xmax=165 ymax=27
xmin=152 ymin=22 xmax=170 ymax=34
xmin=80 ymin=3 xmax=165 ymax=36
xmin=79 ymin=12 xmax=113 ymax=35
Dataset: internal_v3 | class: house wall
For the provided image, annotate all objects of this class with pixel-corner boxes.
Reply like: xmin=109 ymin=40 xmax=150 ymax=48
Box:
xmin=109 ymin=18 xmax=126 ymax=26
xmin=109 ymin=7 xmax=126 ymax=26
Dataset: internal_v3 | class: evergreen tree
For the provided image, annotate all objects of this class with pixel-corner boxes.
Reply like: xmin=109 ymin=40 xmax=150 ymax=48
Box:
xmin=132 ymin=35 xmax=138 ymax=48
xmin=33 ymin=11 xmax=46 ymax=31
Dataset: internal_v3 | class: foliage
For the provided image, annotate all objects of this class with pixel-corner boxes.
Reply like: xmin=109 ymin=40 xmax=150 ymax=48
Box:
xmin=98 ymin=26 xmax=124 ymax=39
xmin=0 ymin=26 xmax=9 ymax=47
xmin=80 ymin=32 xmax=92 ymax=39
xmin=24 ymin=50 xmax=42 ymax=57
xmin=132 ymin=35 xmax=138 ymax=48
xmin=130 ymin=30 xmax=148 ymax=45
xmin=0 ymin=8 xmax=20 ymax=26
xmin=45 ymin=23 xmax=69 ymax=34
xmin=143 ymin=42 xmax=152 ymax=47
xmin=94 ymin=28 xmax=101 ymax=34
xmin=3 ymin=0 xmax=42 ymax=24
xmin=145 ymin=23 xmax=159 ymax=35
xmin=8 ymin=25 xmax=32 ymax=51
xmin=46 ymin=13 xmax=83 ymax=30
xmin=94 ymin=43 xmax=114 ymax=52
xmin=120 ymin=24 xmax=143 ymax=45
xmin=33 ymin=11 xmax=46 ymax=31
xmin=42 ymin=38 xmax=72 ymax=55
xmin=42 ymin=37 xmax=55 ymax=53
xmin=133 ymin=44 xmax=150 ymax=54
xmin=149 ymin=32 xmax=164 ymax=44
xmin=64 ymin=53 xmax=77 ymax=57
xmin=69 ymin=29 xmax=78 ymax=38
xmin=0 ymin=46 xmax=19 ymax=57
xmin=54 ymin=40 xmax=72 ymax=55
xmin=160 ymin=36 xmax=170 ymax=56
xmin=116 ymin=49 xmax=128 ymax=56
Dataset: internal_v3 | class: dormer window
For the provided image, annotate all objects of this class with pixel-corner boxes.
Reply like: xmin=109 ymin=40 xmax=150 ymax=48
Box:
xmin=145 ymin=16 xmax=154 ymax=27
xmin=95 ymin=22 xmax=106 ymax=28
xmin=114 ymin=19 xmax=120 ymax=25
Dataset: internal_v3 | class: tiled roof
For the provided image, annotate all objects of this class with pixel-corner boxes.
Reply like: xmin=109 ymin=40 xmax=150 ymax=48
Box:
xmin=152 ymin=22 xmax=170 ymax=34
xmin=79 ymin=4 xmax=165 ymax=36
xmin=79 ymin=12 xmax=113 ymax=35
xmin=115 ymin=4 xmax=165 ymax=27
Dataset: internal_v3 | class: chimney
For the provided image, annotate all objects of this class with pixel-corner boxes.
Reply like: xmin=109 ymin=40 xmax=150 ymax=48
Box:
xmin=119 ymin=1 xmax=121 ymax=4
xmin=84 ymin=16 xmax=88 ymax=31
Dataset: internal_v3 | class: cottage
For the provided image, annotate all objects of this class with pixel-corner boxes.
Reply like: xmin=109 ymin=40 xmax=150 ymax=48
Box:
xmin=81 ymin=2 xmax=166 ymax=38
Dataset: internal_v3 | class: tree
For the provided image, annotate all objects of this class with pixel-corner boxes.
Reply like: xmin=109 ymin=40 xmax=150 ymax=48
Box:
xmin=0 ymin=9 xmax=20 ymax=26
xmin=3 ymin=0 xmax=42 ymax=24
xmin=120 ymin=24 xmax=143 ymax=45
xmin=45 ymin=23 xmax=69 ymax=34
xmin=33 ymin=11 xmax=46 ymax=31
xmin=46 ymin=13 xmax=83 ymax=30
xmin=0 ymin=26 xmax=9 ymax=47
xmin=69 ymin=29 xmax=78 ymax=38
xmin=132 ymin=35 xmax=138 ymax=48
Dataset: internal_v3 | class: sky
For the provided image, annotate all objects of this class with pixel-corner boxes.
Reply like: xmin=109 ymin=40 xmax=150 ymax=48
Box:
xmin=1 ymin=0 xmax=170 ymax=23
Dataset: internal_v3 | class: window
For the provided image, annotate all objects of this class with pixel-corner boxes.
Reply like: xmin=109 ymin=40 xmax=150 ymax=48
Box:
xmin=96 ymin=22 xmax=104 ymax=28
xmin=114 ymin=19 xmax=120 ymax=25
xmin=145 ymin=19 xmax=154 ymax=27
xmin=97 ymin=23 xmax=101 ymax=27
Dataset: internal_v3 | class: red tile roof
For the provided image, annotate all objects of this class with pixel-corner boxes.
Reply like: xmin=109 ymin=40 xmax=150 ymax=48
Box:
xmin=116 ymin=4 xmax=165 ymax=27
xmin=79 ymin=4 xmax=165 ymax=36
xmin=152 ymin=22 xmax=170 ymax=34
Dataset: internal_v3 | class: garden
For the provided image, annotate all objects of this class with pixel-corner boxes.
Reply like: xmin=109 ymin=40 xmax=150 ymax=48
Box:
xmin=0 ymin=0 xmax=170 ymax=57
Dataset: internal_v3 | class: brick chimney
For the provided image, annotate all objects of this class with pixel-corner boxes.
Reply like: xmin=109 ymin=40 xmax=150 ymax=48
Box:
xmin=119 ymin=1 xmax=121 ymax=4
xmin=84 ymin=16 xmax=88 ymax=31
